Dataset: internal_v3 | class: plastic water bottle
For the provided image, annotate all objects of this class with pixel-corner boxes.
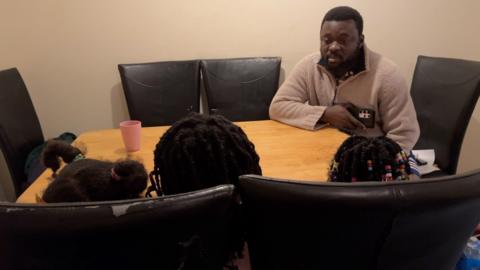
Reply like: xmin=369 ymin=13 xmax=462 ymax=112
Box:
xmin=457 ymin=237 xmax=480 ymax=270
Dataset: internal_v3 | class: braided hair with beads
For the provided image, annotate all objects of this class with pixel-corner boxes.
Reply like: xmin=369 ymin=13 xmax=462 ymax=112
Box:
xmin=328 ymin=136 xmax=411 ymax=182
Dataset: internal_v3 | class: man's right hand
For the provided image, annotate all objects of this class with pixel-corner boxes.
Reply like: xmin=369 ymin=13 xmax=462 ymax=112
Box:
xmin=321 ymin=104 xmax=366 ymax=130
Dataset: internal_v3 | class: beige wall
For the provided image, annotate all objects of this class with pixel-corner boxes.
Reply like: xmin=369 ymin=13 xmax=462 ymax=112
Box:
xmin=0 ymin=0 xmax=479 ymax=199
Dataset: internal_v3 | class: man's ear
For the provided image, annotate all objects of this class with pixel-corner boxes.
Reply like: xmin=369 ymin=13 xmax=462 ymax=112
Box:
xmin=359 ymin=35 xmax=365 ymax=48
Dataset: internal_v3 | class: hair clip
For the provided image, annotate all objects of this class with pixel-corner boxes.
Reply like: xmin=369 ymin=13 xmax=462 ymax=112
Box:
xmin=111 ymin=168 xmax=121 ymax=181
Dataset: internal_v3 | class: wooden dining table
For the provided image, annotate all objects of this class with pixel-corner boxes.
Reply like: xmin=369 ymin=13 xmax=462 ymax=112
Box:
xmin=16 ymin=120 xmax=348 ymax=203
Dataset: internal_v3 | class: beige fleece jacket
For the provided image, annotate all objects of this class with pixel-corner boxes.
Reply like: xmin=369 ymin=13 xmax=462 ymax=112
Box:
xmin=269 ymin=46 xmax=420 ymax=151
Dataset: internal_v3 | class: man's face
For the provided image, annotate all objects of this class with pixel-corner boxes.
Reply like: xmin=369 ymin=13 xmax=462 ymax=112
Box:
xmin=320 ymin=19 xmax=363 ymax=71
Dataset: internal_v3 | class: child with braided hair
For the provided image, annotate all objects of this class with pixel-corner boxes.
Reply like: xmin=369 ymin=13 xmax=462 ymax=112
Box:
xmin=149 ymin=113 xmax=262 ymax=195
xmin=41 ymin=140 xmax=148 ymax=202
xmin=328 ymin=136 xmax=412 ymax=182
xmin=149 ymin=113 xmax=261 ymax=270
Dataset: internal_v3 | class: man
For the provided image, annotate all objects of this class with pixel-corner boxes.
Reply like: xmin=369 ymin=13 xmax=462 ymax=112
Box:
xmin=269 ymin=6 xmax=420 ymax=152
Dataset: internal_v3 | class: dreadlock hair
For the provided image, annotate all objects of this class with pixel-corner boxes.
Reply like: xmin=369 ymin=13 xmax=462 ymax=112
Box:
xmin=328 ymin=136 xmax=411 ymax=182
xmin=149 ymin=113 xmax=262 ymax=264
xmin=321 ymin=6 xmax=364 ymax=35
xmin=41 ymin=140 xmax=148 ymax=202
xmin=150 ymin=113 xmax=262 ymax=196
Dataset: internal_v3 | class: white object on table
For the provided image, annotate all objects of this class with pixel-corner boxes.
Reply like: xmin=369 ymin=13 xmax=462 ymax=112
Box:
xmin=412 ymin=149 xmax=440 ymax=175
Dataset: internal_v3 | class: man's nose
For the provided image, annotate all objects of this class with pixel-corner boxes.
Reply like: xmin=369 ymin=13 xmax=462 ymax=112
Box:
xmin=328 ymin=41 xmax=341 ymax=51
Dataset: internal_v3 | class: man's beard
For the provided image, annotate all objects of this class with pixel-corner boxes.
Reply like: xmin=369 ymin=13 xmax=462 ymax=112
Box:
xmin=326 ymin=50 xmax=360 ymax=77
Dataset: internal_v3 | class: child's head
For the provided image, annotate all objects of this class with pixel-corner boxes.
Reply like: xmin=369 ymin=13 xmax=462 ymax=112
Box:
xmin=41 ymin=140 xmax=148 ymax=202
xmin=150 ymin=113 xmax=262 ymax=195
xmin=328 ymin=136 xmax=411 ymax=182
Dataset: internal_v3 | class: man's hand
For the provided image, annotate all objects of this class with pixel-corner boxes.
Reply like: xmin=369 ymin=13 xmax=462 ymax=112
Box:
xmin=321 ymin=104 xmax=366 ymax=130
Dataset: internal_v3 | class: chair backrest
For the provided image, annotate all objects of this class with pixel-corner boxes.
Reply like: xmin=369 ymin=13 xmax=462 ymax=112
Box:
xmin=0 ymin=68 xmax=44 ymax=196
xmin=201 ymin=57 xmax=281 ymax=121
xmin=118 ymin=60 xmax=201 ymax=127
xmin=0 ymin=185 xmax=237 ymax=270
xmin=239 ymin=170 xmax=480 ymax=270
xmin=411 ymin=55 xmax=480 ymax=174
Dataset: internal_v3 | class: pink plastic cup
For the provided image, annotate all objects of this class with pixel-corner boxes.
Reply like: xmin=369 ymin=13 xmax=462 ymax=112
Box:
xmin=119 ymin=120 xmax=141 ymax=152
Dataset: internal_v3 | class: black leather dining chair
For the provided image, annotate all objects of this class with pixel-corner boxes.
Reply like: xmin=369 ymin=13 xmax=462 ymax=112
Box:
xmin=239 ymin=170 xmax=480 ymax=270
xmin=0 ymin=185 xmax=237 ymax=270
xmin=0 ymin=68 xmax=45 ymax=197
xmin=118 ymin=60 xmax=201 ymax=127
xmin=201 ymin=57 xmax=281 ymax=121
xmin=411 ymin=55 xmax=480 ymax=176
